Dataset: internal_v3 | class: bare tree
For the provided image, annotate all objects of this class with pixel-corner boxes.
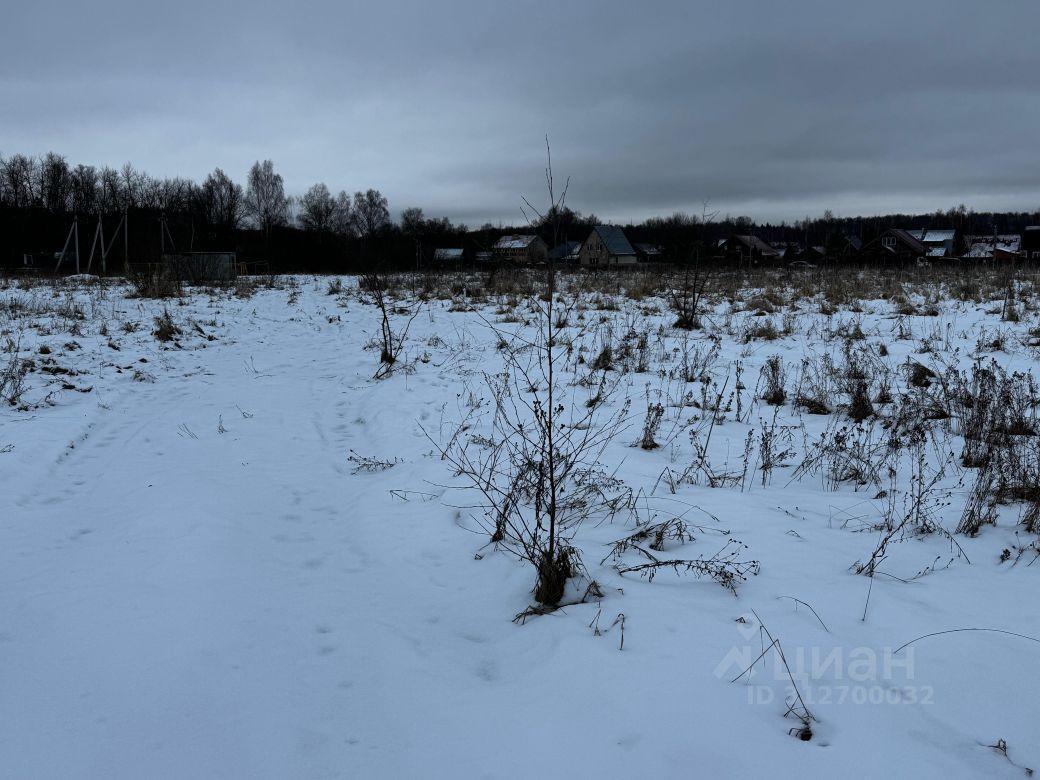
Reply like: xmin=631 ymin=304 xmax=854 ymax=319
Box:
xmin=432 ymin=138 xmax=632 ymax=613
xmin=244 ymin=160 xmax=291 ymax=237
xmin=400 ymin=206 xmax=426 ymax=237
xmin=148 ymin=176 xmax=194 ymax=213
xmin=70 ymin=164 xmax=100 ymax=214
xmin=1 ymin=154 xmax=38 ymax=209
xmin=331 ymin=190 xmax=354 ymax=236
xmin=138 ymin=172 xmax=161 ymax=209
xmin=98 ymin=166 xmax=122 ymax=213
xmin=39 ymin=152 xmax=72 ymax=213
xmin=669 ymin=266 xmax=712 ymax=329
xmin=518 ymin=137 xmax=572 ymax=605
xmin=351 ymin=188 xmax=390 ymax=237
xmin=200 ymin=168 xmax=243 ymax=231
xmin=360 ymin=273 xmax=422 ymax=380
xmin=120 ymin=163 xmax=141 ymax=210
xmin=298 ymin=182 xmax=338 ymax=232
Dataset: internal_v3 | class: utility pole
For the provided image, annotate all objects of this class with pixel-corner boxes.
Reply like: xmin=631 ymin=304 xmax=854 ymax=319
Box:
xmin=100 ymin=217 xmax=106 ymax=275
xmin=55 ymin=217 xmax=78 ymax=274
xmin=86 ymin=216 xmax=103 ymax=273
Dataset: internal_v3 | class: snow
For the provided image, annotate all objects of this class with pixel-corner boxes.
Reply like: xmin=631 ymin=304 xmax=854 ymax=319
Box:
xmin=493 ymin=235 xmax=536 ymax=250
xmin=908 ymin=229 xmax=956 ymax=243
xmin=1 ymin=275 xmax=1038 ymax=778
xmin=965 ymin=235 xmax=1022 ymax=258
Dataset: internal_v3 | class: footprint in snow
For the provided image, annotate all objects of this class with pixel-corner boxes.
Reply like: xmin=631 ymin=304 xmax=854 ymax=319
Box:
xmin=475 ymin=659 xmax=497 ymax=682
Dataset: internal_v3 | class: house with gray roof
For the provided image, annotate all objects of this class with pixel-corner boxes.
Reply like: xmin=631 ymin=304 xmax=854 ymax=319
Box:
xmin=579 ymin=225 xmax=637 ymax=267
xmin=907 ymin=229 xmax=956 ymax=258
xmin=548 ymin=240 xmax=581 ymax=263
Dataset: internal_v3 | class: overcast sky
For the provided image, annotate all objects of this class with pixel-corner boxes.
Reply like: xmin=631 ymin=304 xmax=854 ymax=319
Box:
xmin=3 ymin=1 xmax=1038 ymax=226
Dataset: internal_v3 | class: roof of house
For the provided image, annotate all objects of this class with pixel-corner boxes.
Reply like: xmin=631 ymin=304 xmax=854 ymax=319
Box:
xmin=907 ymin=229 xmax=955 ymax=243
xmin=586 ymin=225 xmax=632 ymax=256
xmin=590 ymin=225 xmax=636 ymax=256
xmin=964 ymin=235 xmax=1022 ymax=257
xmin=633 ymin=243 xmax=662 ymax=255
xmin=731 ymin=235 xmax=780 ymax=256
xmin=883 ymin=229 xmax=927 ymax=254
xmin=494 ymin=234 xmax=539 ymax=250
xmin=771 ymin=241 xmax=804 ymax=256
xmin=926 ymin=246 xmax=948 ymax=257
xmin=433 ymin=248 xmax=464 ymax=259
xmin=548 ymin=240 xmax=581 ymax=260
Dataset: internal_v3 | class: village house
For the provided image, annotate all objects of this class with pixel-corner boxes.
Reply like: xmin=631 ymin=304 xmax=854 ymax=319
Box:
xmin=579 ymin=225 xmax=637 ymax=267
xmin=492 ymin=234 xmax=548 ymax=264
xmin=907 ymin=229 xmax=956 ymax=258
xmin=1023 ymin=227 xmax=1040 ymax=260
xmin=548 ymin=240 xmax=581 ymax=264
xmin=862 ymin=228 xmax=927 ymax=261
xmin=432 ymin=247 xmax=465 ymax=264
xmin=802 ymin=245 xmax=828 ymax=263
xmin=963 ymin=235 xmax=1022 ymax=261
xmin=633 ymin=243 xmax=665 ymax=262
xmin=770 ymin=241 xmax=804 ymax=260
xmin=721 ymin=234 xmax=780 ymax=262
xmin=830 ymin=235 xmax=863 ymax=259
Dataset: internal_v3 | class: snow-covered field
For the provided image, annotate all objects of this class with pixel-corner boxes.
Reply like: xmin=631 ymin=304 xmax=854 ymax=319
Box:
xmin=1 ymin=271 xmax=1038 ymax=778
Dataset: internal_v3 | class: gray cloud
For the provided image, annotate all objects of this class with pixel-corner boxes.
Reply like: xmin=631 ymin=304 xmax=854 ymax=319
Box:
xmin=3 ymin=0 xmax=1038 ymax=225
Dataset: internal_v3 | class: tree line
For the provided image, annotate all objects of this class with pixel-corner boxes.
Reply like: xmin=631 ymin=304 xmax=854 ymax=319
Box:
xmin=0 ymin=151 xmax=474 ymax=271
xmin=0 ymin=152 xmax=441 ymax=239
xmin=2 ymin=150 xmax=1039 ymax=272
